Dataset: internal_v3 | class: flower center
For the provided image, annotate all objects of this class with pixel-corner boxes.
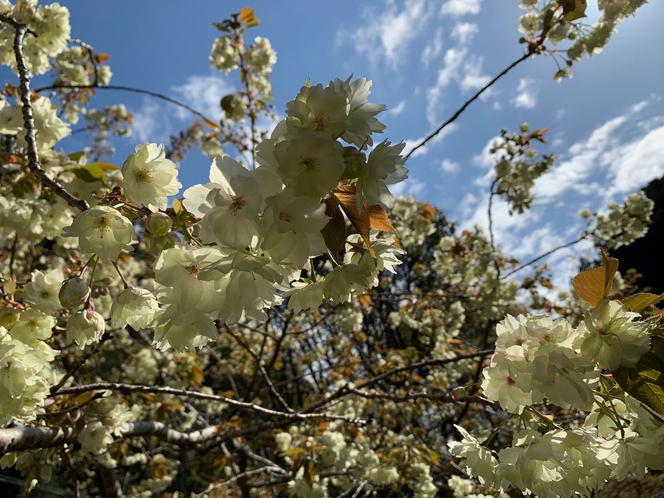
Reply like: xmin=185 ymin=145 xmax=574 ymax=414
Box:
xmin=279 ymin=212 xmax=293 ymax=223
xmin=96 ymin=216 xmax=111 ymax=237
xmin=300 ymin=156 xmax=318 ymax=173
xmin=134 ymin=169 xmax=151 ymax=184
xmin=229 ymin=196 xmax=246 ymax=215
xmin=186 ymin=264 xmax=201 ymax=276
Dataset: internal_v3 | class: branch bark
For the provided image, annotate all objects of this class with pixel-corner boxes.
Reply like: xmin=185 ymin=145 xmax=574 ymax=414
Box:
xmin=0 ymin=13 xmax=90 ymax=212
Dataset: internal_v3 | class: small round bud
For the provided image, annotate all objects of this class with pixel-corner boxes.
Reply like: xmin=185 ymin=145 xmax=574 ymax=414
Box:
xmin=145 ymin=212 xmax=173 ymax=237
xmin=520 ymin=123 xmax=529 ymax=133
xmin=59 ymin=278 xmax=91 ymax=308
xmin=580 ymin=209 xmax=591 ymax=219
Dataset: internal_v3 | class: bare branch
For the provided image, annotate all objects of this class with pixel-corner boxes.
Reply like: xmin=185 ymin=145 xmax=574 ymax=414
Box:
xmin=34 ymin=83 xmax=214 ymax=124
xmin=0 ymin=13 xmax=90 ymax=211
xmin=405 ymin=53 xmax=531 ymax=160
xmin=501 ymin=235 xmax=587 ymax=280
xmin=51 ymin=382 xmax=361 ymax=423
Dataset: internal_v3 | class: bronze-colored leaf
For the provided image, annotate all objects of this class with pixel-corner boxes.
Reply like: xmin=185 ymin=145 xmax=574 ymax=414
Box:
xmin=367 ymin=204 xmax=396 ymax=233
xmin=334 ymin=185 xmax=374 ymax=257
xmin=321 ymin=196 xmax=346 ymax=262
xmin=572 ymin=249 xmax=618 ymax=307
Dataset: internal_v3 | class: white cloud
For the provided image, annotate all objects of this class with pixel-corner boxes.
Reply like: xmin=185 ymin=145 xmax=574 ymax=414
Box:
xmin=510 ymin=78 xmax=538 ymax=109
xmin=606 ymin=124 xmax=664 ymax=197
xmin=391 ymin=178 xmax=425 ymax=198
xmin=132 ymin=98 xmax=168 ymax=143
xmin=534 ymin=114 xmax=629 ymax=201
xmin=425 ymin=23 xmax=488 ymax=125
xmin=459 ymin=56 xmax=491 ymax=93
xmin=336 ymin=0 xmax=429 ymax=68
xmin=441 ymin=159 xmax=460 ymax=173
xmin=440 ymin=0 xmax=482 ymax=17
xmin=421 ymin=27 xmax=444 ymax=68
xmin=451 ymin=22 xmax=478 ymax=44
xmin=170 ymin=75 xmax=234 ymax=121
xmin=388 ymin=100 xmax=406 ymax=115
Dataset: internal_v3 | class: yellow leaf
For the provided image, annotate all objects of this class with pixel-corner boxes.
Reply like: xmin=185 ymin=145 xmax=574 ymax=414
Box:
xmin=358 ymin=294 xmax=372 ymax=310
xmin=572 ymin=249 xmax=618 ymax=307
xmin=95 ymin=52 xmax=111 ymax=64
xmin=202 ymin=117 xmax=220 ymax=130
xmin=305 ymin=76 xmax=311 ymax=88
xmin=622 ymin=293 xmax=664 ymax=313
xmin=558 ymin=0 xmax=587 ymax=21
xmin=172 ymin=198 xmax=183 ymax=215
xmin=190 ymin=364 xmax=204 ymax=386
xmin=238 ymin=7 xmax=254 ymax=22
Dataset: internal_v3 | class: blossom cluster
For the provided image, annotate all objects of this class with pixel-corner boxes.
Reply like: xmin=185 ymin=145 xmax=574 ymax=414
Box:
xmin=590 ymin=191 xmax=654 ymax=249
xmin=58 ymin=76 xmax=405 ymax=352
xmin=518 ymin=0 xmax=649 ymax=81
xmin=451 ymin=298 xmax=660 ymax=496
xmin=0 ymin=0 xmax=70 ymax=74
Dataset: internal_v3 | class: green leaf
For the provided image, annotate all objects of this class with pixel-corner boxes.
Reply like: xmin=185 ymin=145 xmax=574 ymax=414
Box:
xmin=68 ymin=151 xmax=86 ymax=162
xmin=613 ymin=336 xmax=664 ymax=417
xmin=73 ymin=164 xmax=107 ymax=183
xmin=622 ymin=293 xmax=664 ymax=313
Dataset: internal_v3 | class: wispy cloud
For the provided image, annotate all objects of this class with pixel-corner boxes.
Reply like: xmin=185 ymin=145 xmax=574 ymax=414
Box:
xmin=388 ymin=100 xmax=407 ymax=115
xmin=441 ymin=158 xmax=460 ymax=173
xmin=421 ymin=27 xmax=444 ymax=68
xmin=425 ymin=22 xmax=488 ymax=125
xmin=510 ymin=78 xmax=538 ymax=109
xmin=336 ymin=0 xmax=429 ymax=69
xmin=440 ymin=0 xmax=483 ymax=17
xmin=132 ymin=98 xmax=169 ymax=143
xmin=170 ymin=75 xmax=235 ymax=120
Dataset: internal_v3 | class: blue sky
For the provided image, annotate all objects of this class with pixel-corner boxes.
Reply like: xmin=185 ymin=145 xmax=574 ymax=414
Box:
xmin=25 ymin=0 xmax=664 ymax=285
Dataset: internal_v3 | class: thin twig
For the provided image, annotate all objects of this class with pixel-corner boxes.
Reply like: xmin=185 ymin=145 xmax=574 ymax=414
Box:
xmin=405 ymin=52 xmax=531 ymax=160
xmin=35 ymin=83 xmax=214 ymax=124
xmin=501 ymin=235 xmax=586 ymax=280
xmin=49 ymin=332 xmax=113 ymax=396
xmin=0 ymin=13 xmax=90 ymax=211
xmin=51 ymin=382 xmax=360 ymax=423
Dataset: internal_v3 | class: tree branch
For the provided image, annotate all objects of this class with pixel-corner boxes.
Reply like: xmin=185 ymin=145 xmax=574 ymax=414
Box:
xmin=0 ymin=13 xmax=90 ymax=212
xmin=501 ymin=235 xmax=587 ymax=280
xmin=405 ymin=52 xmax=531 ymax=160
xmin=34 ymin=83 xmax=214 ymax=124
xmin=51 ymin=382 xmax=359 ymax=423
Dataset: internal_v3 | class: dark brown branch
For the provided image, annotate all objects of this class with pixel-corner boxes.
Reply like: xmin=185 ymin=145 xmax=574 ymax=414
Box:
xmin=405 ymin=53 xmax=531 ymax=160
xmin=50 ymin=332 xmax=113 ymax=396
xmin=34 ymin=83 xmax=213 ymax=124
xmin=51 ymin=382 xmax=359 ymax=423
xmin=0 ymin=13 xmax=90 ymax=211
xmin=300 ymin=350 xmax=493 ymax=414
xmin=501 ymin=235 xmax=586 ymax=280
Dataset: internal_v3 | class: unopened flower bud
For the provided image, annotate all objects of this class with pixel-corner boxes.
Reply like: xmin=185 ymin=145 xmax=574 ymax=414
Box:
xmin=59 ymin=277 xmax=91 ymax=308
xmin=145 ymin=212 xmax=173 ymax=236
xmin=580 ymin=209 xmax=591 ymax=219
xmin=66 ymin=308 xmax=105 ymax=348
xmin=520 ymin=123 xmax=529 ymax=133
